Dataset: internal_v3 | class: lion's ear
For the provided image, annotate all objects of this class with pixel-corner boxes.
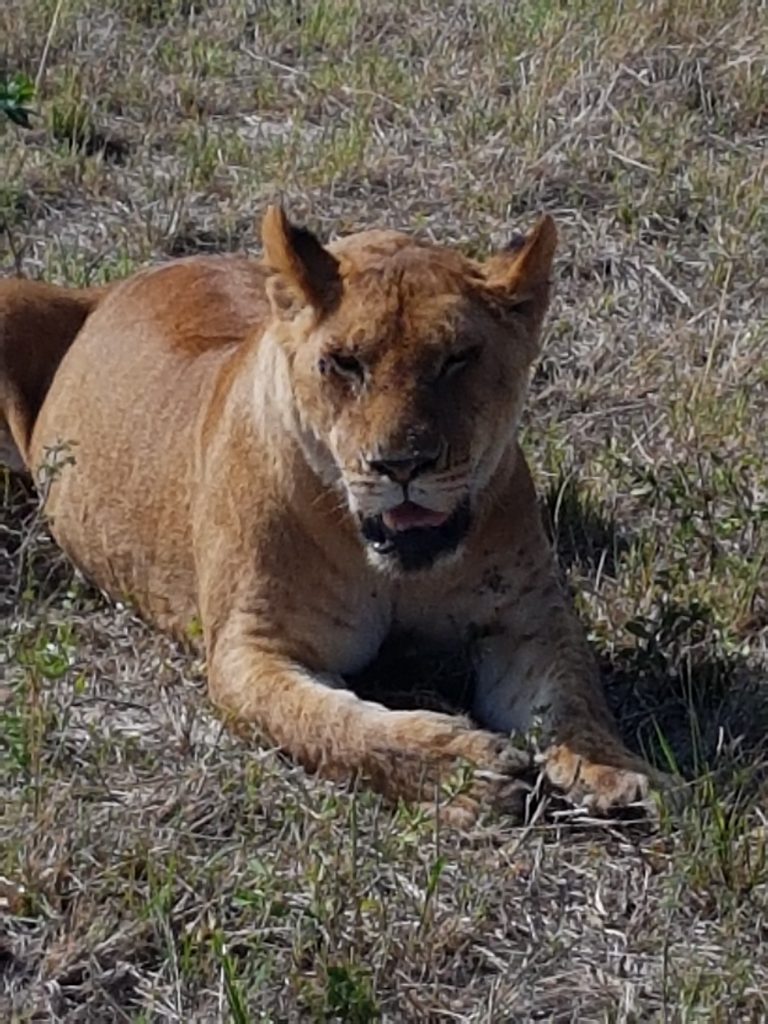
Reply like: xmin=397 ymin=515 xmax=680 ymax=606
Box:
xmin=261 ymin=205 xmax=341 ymax=318
xmin=482 ymin=214 xmax=557 ymax=310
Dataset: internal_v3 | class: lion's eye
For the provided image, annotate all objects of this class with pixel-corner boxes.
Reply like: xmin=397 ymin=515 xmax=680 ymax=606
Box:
xmin=439 ymin=346 xmax=480 ymax=379
xmin=319 ymin=351 xmax=365 ymax=383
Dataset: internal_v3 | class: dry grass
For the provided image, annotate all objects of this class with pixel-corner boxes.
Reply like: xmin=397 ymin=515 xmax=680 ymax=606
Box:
xmin=1 ymin=0 xmax=767 ymax=1020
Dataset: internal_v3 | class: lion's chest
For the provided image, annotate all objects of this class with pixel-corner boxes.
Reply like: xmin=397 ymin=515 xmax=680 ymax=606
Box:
xmin=314 ymin=586 xmax=392 ymax=677
xmin=313 ymin=558 xmax=526 ymax=679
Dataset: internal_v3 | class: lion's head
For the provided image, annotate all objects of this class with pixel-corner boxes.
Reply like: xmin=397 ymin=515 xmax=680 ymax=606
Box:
xmin=261 ymin=206 xmax=556 ymax=573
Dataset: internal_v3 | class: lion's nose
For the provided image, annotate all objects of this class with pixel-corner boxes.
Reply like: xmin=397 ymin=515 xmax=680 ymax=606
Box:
xmin=368 ymin=450 xmax=439 ymax=484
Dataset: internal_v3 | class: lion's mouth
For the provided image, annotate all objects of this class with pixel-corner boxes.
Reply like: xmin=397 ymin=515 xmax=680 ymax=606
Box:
xmin=359 ymin=499 xmax=471 ymax=572
xmin=381 ymin=501 xmax=450 ymax=532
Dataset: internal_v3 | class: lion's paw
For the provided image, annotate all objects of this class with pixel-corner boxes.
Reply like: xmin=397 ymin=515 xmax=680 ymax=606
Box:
xmin=438 ymin=731 xmax=534 ymax=826
xmin=384 ymin=713 xmax=533 ymax=826
xmin=543 ymin=743 xmax=672 ymax=816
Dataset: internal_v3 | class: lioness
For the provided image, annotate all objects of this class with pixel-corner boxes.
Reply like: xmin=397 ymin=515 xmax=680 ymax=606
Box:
xmin=0 ymin=208 xmax=663 ymax=823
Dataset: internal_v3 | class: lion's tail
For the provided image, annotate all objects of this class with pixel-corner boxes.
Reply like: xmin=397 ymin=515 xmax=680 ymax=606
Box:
xmin=0 ymin=279 xmax=109 ymax=472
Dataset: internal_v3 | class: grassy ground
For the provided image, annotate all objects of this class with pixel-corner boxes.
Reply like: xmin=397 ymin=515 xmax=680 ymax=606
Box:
xmin=1 ymin=0 xmax=767 ymax=1020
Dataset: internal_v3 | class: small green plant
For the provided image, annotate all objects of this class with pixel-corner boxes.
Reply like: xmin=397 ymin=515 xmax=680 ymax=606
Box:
xmin=0 ymin=622 xmax=74 ymax=780
xmin=323 ymin=963 xmax=380 ymax=1023
xmin=0 ymin=687 xmax=28 ymax=775
xmin=0 ymin=72 xmax=35 ymax=127
xmin=212 ymin=933 xmax=250 ymax=1024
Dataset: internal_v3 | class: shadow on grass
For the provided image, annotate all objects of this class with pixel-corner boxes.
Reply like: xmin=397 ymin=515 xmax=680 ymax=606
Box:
xmin=603 ymin=599 xmax=768 ymax=783
xmin=348 ymin=633 xmax=475 ymax=714
xmin=540 ymin=469 xmax=633 ymax=577
xmin=541 ymin=471 xmax=767 ymax=783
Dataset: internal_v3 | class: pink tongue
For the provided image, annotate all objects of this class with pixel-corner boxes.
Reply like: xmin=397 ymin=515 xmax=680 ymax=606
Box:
xmin=382 ymin=501 xmax=450 ymax=532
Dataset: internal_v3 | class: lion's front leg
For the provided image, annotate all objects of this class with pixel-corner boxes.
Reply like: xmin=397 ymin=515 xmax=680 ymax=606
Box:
xmin=207 ymin=633 xmax=531 ymax=826
xmin=471 ymin=584 xmax=665 ymax=813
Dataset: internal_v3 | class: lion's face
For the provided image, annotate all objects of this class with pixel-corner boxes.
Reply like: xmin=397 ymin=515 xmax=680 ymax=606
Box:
xmin=262 ymin=210 xmax=556 ymax=573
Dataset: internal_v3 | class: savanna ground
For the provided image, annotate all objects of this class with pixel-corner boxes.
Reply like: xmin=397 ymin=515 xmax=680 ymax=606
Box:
xmin=1 ymin=0 xmax=767 ymax=1019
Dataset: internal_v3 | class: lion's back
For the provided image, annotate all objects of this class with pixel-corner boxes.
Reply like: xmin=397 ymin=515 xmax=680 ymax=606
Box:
xmin=29 ymin=255 xmax=271 ymax=636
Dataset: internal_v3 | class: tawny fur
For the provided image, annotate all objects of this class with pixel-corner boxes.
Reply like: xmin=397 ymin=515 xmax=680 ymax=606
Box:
xmin=0 ymin=209 xmax=665 ymax=824
xmin=0 ymin=280 xmax=107 ymax=470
